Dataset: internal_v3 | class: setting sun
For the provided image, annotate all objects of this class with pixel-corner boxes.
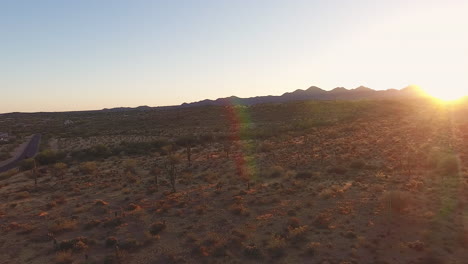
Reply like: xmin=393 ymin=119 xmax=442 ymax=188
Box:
xmin=425 ymin=88 xmax=467 ymax=102
xmin=411 ymin=84 xmax=467 ymax=102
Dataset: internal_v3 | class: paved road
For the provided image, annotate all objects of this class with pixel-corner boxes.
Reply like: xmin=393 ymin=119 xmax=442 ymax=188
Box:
xmin=0 ymin=134 xmax=41 ymax=173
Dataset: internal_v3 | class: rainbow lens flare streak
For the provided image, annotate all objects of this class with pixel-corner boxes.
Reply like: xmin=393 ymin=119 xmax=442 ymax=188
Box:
xmin=223 ymin=99 xmax=258 ymax=185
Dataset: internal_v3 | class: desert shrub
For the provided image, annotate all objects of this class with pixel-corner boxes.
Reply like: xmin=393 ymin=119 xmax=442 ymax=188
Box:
xmin=51 ymin=162 xmax=67 ymax=179
xmin=407 ymin=240 xmax=425 ymax=251
xmin=194 ymin=204 xmax=207 ymax=215
xmin=200 ymin=172 xmax=218 ymax=183
xmin=70 ymin=144 xmax=112 ymax=161
xmin=126 ymin=203 xmax=140 ymax=211
xmin=119 ymin=238 xmax=140 ymax=251
xmin=229 ymin=204 xmax=249 ymax=216
xmin=243 ymin=243 xmax=262 ymax=259
xmin=102 ymin=217 xmax=123 ymax=228
xmin=84 ymin=219 xmax=101 ymax=230
xmin=19 ymin=158 xmax=35 ymax=171
xmin=94 ymin=199 xmax=109 ymax=206
xmin=123 ymin=159 xmax=137 ymax=174
xmin=58 ymin=237 xmax=89 ymax=251
xmin=117 ymin=140 xmax=169 ymax=156
xmin=103 ymin=255 xmax=118 ymax=264
xmin=149 ymin=221 xmax=167 ymax=236
xmin=0 ymin=151 xmax=10 ymax=160
xmin=50 ymin=219 xmax=77 ymax=234
xmin=327 ymin=166 xmax=347 ymax=174
xmin=13 ymin=222 xmax=36 ymax=234
xmin=199 ymin=133 xmax=214 ymax=144
xmin=381 ymin=191 xmax=410 ymax=214
xmin=211 ymin=241 xmax=229 ymax=257
xmin=287 ymin=217 xmax=301 ymax=228
xmin=313 ymin=212 xmax=332 ymax=229
xmin=175 ymin=135 xmax=198 ymax=147
xmin=437 ymin=154 xmax=459 ymax=175
xmin=267 ymin=235 xmax=286 ymax=257
xmin=79 ymin=162 xmax=97 ymax=175
xmin=105 ymin=237 xmax=118 ymax=247
xmin=291 ymin=120 xmax=319 ymax=130
xmin=52 ymin=194 xmax=66 ymax=204
xmin=405 ymin=179 xmax=424 ymax=192
xmin=349 ymin=160 xmax=366 ymax=170
xmin=417 ymin=254 xmax=444 ymax=264
xmin=0 ymin=170 xmax=17 ymax=180
xmin=318 ymin=188 xmax=335 ymax=199
xmin=73 ymin=240 xmax=88 ymax=252
xmin=295 ymin=171 xmax=313 ymax=179
xmin=264 ymin=166 xmax=284 ymax=178
xmin=35 ymin=150 xmax=66 ymax=165
xmin=288 ymin=225 xmax=308 ymax=242
xmin=305 ymin=242 xmax=321 ymax=256
xmin=258 ymin=141 xmax=274 ymax=152
xmin=427 ymin=150 xmax=459 ymax=175
xmin=343 ymin=230 xmax=357 ymax=239
xmin=14 ymin=191 xmax=30 ymax=200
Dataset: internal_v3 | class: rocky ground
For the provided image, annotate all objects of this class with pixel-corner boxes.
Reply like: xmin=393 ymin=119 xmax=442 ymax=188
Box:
xmin=0 ymin=99 xmax=467 ymax=264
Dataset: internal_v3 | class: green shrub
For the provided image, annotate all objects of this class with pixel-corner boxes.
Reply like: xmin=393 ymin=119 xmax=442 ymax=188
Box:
xmin=35 ymin=150 xmax=65 ymax=165
xmin=19 ymin=158 xmax=35 ymax=171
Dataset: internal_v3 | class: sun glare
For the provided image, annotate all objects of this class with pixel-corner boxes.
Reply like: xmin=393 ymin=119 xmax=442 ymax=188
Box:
xmin=420 ymin=86 xmax=466 ymax=102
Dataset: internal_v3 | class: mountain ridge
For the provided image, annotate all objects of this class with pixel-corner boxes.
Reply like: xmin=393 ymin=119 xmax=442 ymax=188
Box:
xmin=179 ymin=85 xmax=426 ymax=108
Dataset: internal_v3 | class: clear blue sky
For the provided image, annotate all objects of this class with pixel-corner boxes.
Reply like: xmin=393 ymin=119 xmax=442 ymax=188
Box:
xmin=1 ymin=0 xmax=467 ymax=112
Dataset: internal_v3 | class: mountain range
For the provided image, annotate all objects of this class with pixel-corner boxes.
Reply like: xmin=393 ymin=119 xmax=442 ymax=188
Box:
xmin=178 ymin=85 xmax=426 ymax=108
xmin=101 ymin=85 xmax=426 ymax=112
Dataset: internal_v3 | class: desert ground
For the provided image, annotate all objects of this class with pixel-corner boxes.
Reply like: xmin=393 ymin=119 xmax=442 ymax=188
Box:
xmin=0 ymin=98 xmax=467 ymax=264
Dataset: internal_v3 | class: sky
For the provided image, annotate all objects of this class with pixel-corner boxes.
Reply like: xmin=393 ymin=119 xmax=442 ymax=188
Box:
xmin=1 ymin=0 xmax=467 ymax=113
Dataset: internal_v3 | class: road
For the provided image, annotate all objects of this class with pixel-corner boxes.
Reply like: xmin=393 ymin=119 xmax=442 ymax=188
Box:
xmin=0 ymin=134 xmax=41 ymax=173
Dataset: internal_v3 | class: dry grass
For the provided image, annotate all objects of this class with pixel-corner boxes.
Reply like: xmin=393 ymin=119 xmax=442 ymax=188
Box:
xmin=49 ymin=219 xmax=78 ymax=234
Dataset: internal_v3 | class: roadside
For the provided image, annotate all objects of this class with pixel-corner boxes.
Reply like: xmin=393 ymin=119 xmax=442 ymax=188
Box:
xmin=0 ymin=134 xmax=41 ymax=173
xmin=0 ymin=135 xmax=33 ymax=167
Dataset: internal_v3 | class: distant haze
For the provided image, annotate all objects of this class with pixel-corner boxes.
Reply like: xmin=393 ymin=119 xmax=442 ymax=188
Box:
xmin=1 ymin=0 xmax=467 ymax=113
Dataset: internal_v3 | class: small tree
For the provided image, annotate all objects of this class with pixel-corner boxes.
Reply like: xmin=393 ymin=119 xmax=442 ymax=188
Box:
xmin=33 ymin=159 xmax=38 ymax=186
xmin=165 ymin=154 xmax=181 ymax=193
xmin=176 ymin=136 xmax=197 ymax=166
xmin=223 ymin=141 xmax=232 ymax=158
xmin=151 ymin=166 xmax=161 ymax=192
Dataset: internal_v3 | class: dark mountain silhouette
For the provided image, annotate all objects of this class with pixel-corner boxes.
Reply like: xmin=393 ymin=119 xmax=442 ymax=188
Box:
xmin=179 ymin=85 xmax=426 ymax=107
xmin=97 ymin=85 xmax=426 ymax=112
xmin=102 ymin=105 xmax=153 ymax=112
